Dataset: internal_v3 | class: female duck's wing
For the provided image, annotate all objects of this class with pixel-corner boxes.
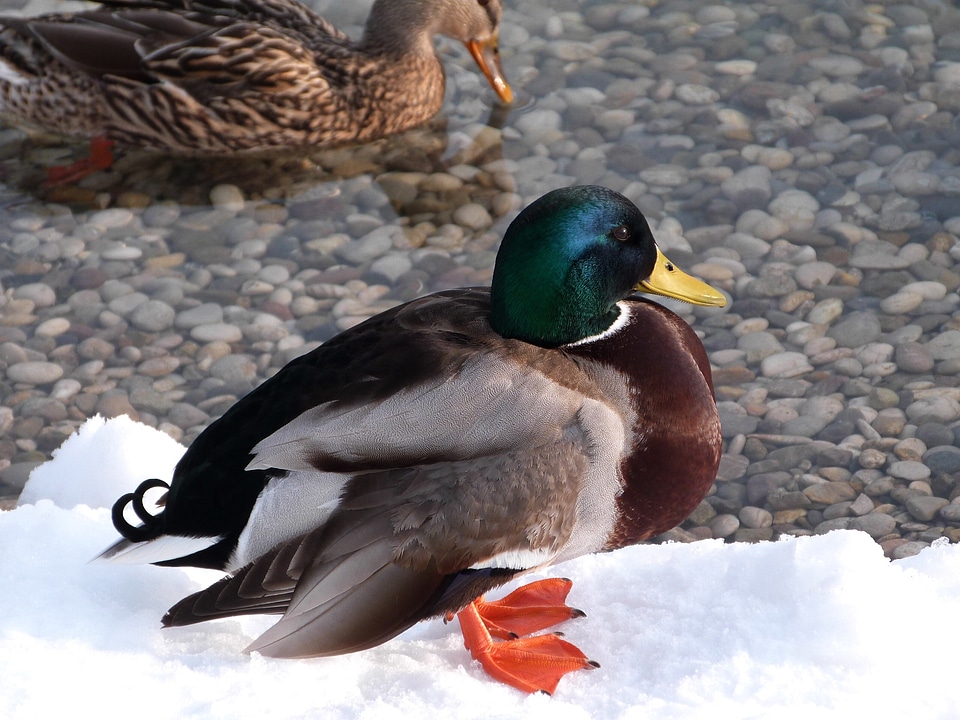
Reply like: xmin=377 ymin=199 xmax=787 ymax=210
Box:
xmin=3 ymin=1 xmax=346 ymax=89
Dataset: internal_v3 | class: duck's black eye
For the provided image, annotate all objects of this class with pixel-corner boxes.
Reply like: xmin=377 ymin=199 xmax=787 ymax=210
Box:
xmin=612 ymin=225 xmax=630 ymax=242
xmin=478 ymin=0 xmax=490 ymax=6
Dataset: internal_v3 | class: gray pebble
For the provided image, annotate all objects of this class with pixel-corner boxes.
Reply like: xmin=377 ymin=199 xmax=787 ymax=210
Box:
xmin=738 ymin=506 xmax=773 ymax=529
xmin=209 ymin=354 xmax=258 ymax=384
xmin=940 ymin=503 xmax=960 ymax=523
xmin=709 ymin=513 xmax=740 ymax=538
xmin=827 ymin=312 xmax=881 ymax=348
xmin=190 ymin=323 xmax=244 ymax=343
xmin=849 ymin=513 xmax=897 ymax=539
xmin=129 ymin=300 xmax=176 ymax=333
xmin=176 ymin=303 xmax=224 ymax=329
xmin=923 ymin=446 xmax=960 ymax=475
xmin=890 ymin=541 xmax=930 ymax=560
xmin=905 ymin=496 xmax=950 ymax=522
xmin=6 ymin=361 xmax=64 ymax=385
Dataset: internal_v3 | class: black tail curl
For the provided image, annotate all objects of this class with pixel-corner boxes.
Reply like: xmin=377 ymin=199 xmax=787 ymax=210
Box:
xmin=112 ymin=478 xmax=169 ymax=542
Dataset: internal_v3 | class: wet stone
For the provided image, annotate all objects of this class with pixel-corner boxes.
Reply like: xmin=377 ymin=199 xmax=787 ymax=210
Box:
xmin=804 ymin=482 xmax=857 ymax=506
xmin=709 ymin=513 xmax=740 ymax=539
xmin=739 ymin=506 xmax=773 ymax=529
xmin=887 ymin=461 xmax=931 ymax=482
xmin=827 ymin=312 xmax=882 ymax=348
xmin=890 ymin=541 xmax=929 ymax=560
xmin=906 ymin=496 xmax=950 ymax=522
xmin=940 ymin=504 xmax=960 ymax=523
xmin=923 ymin=446 xmax=960 ymax=475
xmin=849 ymin=512 xmax=897 ymax=539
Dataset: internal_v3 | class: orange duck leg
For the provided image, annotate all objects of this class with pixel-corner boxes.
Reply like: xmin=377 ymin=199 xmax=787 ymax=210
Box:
xmin=44 ymin=136 xmax=115 ymax=187
xmin=456 ymin=578 xmax=598 ymax=694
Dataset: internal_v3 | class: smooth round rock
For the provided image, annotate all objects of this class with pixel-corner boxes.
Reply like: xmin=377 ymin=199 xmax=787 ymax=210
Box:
xmin=760 ymin=352 xmax=813 ymax=378
xmin=190 ymin=323 xmax=244 ymax=343
xmin=6 ymin=361 xmax=64 ymax=385
xmin=128 ymin=300 xmax=176 ymax=333
xmin=849 ymin=512 xmax=897 ymax=538
xmin=905 ymin=496 xmax=950 ymax=522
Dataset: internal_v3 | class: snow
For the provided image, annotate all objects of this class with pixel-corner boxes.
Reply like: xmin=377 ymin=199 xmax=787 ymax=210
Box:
xmin=2 ymin=416 xmax=959 ymax=719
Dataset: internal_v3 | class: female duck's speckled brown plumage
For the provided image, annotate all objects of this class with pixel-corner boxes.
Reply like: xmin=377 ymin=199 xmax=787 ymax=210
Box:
xmin=97 ymin=186 xmax=726 ymax=694
xmin=0 ymin=0 xmax=512 ymax=154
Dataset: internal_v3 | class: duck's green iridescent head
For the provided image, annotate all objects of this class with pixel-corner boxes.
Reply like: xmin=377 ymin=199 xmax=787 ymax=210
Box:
xmin=490 ymin=186 xmax=726 ymax=347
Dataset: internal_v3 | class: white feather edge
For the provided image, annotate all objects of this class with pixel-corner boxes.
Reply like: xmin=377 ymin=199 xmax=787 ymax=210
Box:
xmin=93 ymin=534 xmax=222 ymax=565
xmin=469 ymin=547 xmax=556 ymax=572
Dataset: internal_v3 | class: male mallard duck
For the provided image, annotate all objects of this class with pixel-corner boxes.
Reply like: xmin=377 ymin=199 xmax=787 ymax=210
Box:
xmin=99 ymin=185 xmax=726 ymax=694
xmin=0 ymin=0 xmax=512 ymax=177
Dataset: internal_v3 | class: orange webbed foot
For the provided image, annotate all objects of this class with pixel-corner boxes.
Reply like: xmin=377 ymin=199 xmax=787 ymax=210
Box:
xmin=43 ymin=136 xmax=115 ymax=187
xmin=457 ymin=591 xmax=597 ymax=695
xmin=474 ymin=577 xmax=585 ymax=639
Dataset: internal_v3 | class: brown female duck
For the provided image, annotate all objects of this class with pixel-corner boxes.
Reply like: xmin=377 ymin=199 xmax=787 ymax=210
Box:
xmin=0 ymin=0 xmax=511 ymax=166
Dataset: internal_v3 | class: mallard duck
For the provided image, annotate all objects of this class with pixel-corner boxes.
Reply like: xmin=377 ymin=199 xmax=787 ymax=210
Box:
xmin=0 ymin=0 xmax=512 ymax=162
xmin=99 ymin=185 xmax=726 ymax=694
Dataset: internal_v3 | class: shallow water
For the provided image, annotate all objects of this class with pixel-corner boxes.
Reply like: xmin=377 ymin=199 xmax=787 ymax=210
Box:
xmin=1 ymin=0 xmax=959 ymax=554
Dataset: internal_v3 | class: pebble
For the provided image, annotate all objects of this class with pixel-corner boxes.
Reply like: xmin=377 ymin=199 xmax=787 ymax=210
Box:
xmin=760 ymin=352 xmax=813 ymax=378
xmin=6 ymin=362 xmax=64 ymax=385
xmin=849 ymin=513 xmax=897 ymax=539
xmin=129 ymin=300 xmax=176 ymax=333
xmin=906 ymin=497 xmax=950 ymax=522
xmin=190 ymin=323 xmax=244 ymax=343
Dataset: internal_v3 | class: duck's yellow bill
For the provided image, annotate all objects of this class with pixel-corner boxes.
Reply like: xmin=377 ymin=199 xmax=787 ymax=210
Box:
xmin=466 ymin=34 xmax=514 ymax=104
xmin=637 ymin=247 xmax=727 ymax=307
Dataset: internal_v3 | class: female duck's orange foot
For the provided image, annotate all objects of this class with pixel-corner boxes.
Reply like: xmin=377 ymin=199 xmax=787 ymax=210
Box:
xmin=474 ymin=578 xmax=585 ymax=639
xmin=457 ymin=601 xmax=598 ymax=695
xmin=43 ymin=136 xmax=115 ymax=187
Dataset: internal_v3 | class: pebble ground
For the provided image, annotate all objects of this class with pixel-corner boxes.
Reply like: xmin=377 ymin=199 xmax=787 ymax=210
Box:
xmin=1 ymin=0 xmax=959 ymax=560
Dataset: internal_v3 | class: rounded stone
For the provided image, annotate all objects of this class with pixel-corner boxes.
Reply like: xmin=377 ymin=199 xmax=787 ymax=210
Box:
xmin=880 ymin=292 xmax=924 ymax=314
xmin=176 ymin=303 xmax=224 ymax=329
xmin=927 ymin=331 xmax=960 ymax=361
xmin=795 ymin=262 xmax=836 ymax=290
xmin=890 ymin=541 xmax=930 ymax=560
xmin=806 ymin=298 xmax=844 ymax=325
xmin=804 ymin=481 xmax=857 ymax=505
xmin=887 ymin=461 xmax=931 ymax=481
xmin=738 ymin=506 xmax=773 ymax=529
xmin=849 ymin=512 xmax=897 ymax=538
xmin=915 ymin=424 xmax=954 ymax=448
xmin=923 ymin=446 xmax=960 ymax=475
xmin=209 ymin=354 xmax=258 ymax=384
xmin=895 ymin=342 xmax=935 ymax=373
xmin=34 ymin=318 xmax=71 ymax=338
xmin=6 ymin=361 xmax=64 ymax=385
xmin=210 ymin=184 xmax=245 ymax=212
xmin=77 ymin=337 xmax=115 ymax=361
xmin=13 ymin=282 xmax=56 ymax=307
xmin=760 ymin=352 xmax=813 ymax=378
xmin=827 ymin=312 xmax=881 ymax=348
xmin=905 ymin=496 xmax=950 ymax=522
xmin=709 ymin=513 xmax=740 ymax=538
xmin=128 ymin=299 xmax=176 ymax=333
xmin=190 ymin=323 xmax=244 ymax=343
xmin=452 ymin=203 xmax=493 ymax=231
